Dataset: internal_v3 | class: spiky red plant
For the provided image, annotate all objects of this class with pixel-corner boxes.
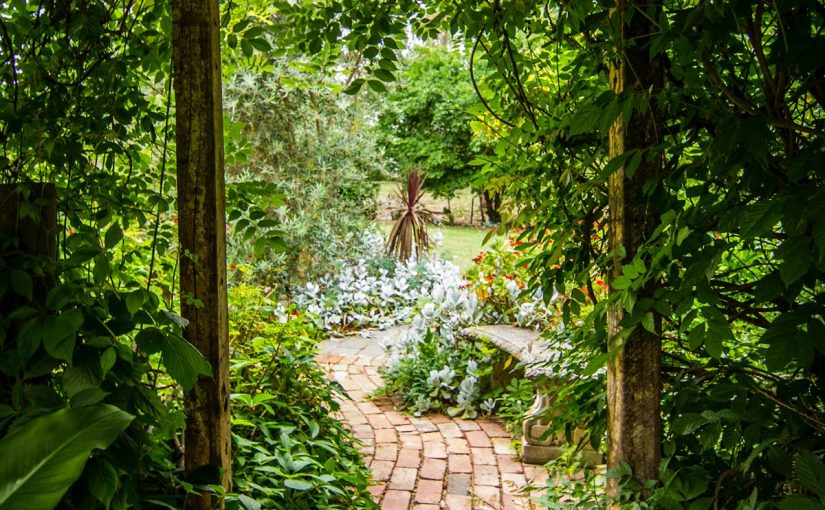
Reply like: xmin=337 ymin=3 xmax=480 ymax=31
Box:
xmin=386 ymin=167 xmax=434 ymax=261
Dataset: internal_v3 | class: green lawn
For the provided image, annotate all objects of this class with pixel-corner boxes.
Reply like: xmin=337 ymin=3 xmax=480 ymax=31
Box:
xmin=375 ymin=221 xmax=496 ymax=273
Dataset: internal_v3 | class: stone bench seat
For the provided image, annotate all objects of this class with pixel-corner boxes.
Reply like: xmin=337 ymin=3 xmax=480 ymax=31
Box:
xmin=460 ymin=325 xmax=560 ymax=379
xmin=460 ymin=324 xmax=603 ymax=466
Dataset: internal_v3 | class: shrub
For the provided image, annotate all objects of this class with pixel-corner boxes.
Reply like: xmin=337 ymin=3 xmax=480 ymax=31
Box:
xmin=282 ymin=231 xmax=462 ymax=332
xmin=227 ymin=285 xmax=376 ymax=509
xmin=382 ymin=236 xmax=557 ymax=422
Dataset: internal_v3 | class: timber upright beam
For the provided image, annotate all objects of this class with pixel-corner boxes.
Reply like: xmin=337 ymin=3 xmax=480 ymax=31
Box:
xmin=606 ymin=0 xmax=664 ymax=505
xmin=171 ymin=0 xmax=232 ymax=508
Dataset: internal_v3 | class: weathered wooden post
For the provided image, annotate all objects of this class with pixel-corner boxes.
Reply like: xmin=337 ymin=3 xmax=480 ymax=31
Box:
xmin=170 ymin=0 xmax=232 ymax=507
xmin=606 ymin=0 xmax=664 ymax=504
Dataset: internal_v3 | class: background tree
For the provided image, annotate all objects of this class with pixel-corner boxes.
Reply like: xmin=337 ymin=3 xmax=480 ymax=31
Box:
xmin=375 ymin=46 xmax=479 ymax=195
xmin=374 ymin=44 xmax=504 ymax=222
xmin=223 ymin=59 xmax=384 ymax=286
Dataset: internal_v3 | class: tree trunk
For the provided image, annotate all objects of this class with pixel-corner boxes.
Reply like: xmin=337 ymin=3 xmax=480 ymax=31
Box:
xmin=171 ymin=0 xmax=232 ymax=508
xmin=0 ymin=183 xmax=57 ymax=399
xmin=482 ymin=190 xmax=501 ymax=224
xmin=606 ymin=0 xmax=664 ymax=504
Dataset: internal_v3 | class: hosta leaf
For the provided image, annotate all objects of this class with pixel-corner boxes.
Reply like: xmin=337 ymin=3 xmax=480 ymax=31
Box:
xmin=284 ymin=479 xmax=313 ymax=491
xmin=0 ymin=404 xmax=133 ymax=510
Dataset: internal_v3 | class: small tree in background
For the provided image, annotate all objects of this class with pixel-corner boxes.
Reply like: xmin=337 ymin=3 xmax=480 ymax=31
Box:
xmin=375 ymin=46 xmax=492 ymax=200
xmin=386 ymin=167 xmax=433 ymax=261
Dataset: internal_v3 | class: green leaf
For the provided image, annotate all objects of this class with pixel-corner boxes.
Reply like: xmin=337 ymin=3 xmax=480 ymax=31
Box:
xmin=641 ymin=312 xmax=655 ymax=333
xmin=779 ymin=238 xmax=812 ymax=285
xmin=612 ymin=275 xmax=631 ymax=290
xmin=17 ymin=318 xmax=42 ymax=363
xmin=10 ymin=271 xmax=32 ymax=301
xmin=237 ymin=495 xmax=261 ymax=510
xmin=63 ymin=362 xmax=101 ymax=399
xmin=672 ymin=413 xmax=707 ymax=435
xmin=777 ymin=496 xmax=823 ymax=510
xmin=104 ymin=223 xmax=122 ymax=250
xmin=284 ymin=479 xmax=313 ymax=491
xmin=100 ymin=347 xmax=117 ymax=376
xmin=241 ymin=39 xmax=253 ymax=57
xmin=676 ymin=226 xmax=691 ymax=246
xmin=366 ymin=80 xmax=387 ymax=93
xmin=374 ymin=68 xmax=395 ymax=82
xmin=71 ymin=388 xmax=108 ymax=407
xmin=342 ymin=79 xmax=364 ymax=95
xmin=739 ymin=201 xmax=781 ymax=240
xmin=795 ymin=450 xmax=825 ymax=498
xmin=705 ymin=332 xmax=722 ymax=360
xmin=135 ymin=328 xmax=164 ymax=354
xmin=687 ymin=323 xmax=705 ymax=350
xmin=569 ymin=104 xmax=601 ymax=136
xmin=0 ymin=404 xmax=133 ymax=510
xmin=88 ymin=458 xmax=118 ymax=508
xmin=125 ymin=291 xmax=144 ymax=315
xmin=42 ymin=309 xmax=84 ymax=362
xmin=93 ymin=255 xmax=109 ymax=284
xmin=162 ymin=336 xmax=213 ymax=391
xmin=249 ymin=37 xmax=269 ymax=52
xmin=253 ymin=237 xmax=267 ymax=257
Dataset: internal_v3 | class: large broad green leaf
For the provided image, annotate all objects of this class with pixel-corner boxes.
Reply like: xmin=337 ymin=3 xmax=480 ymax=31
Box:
xmin=0 ymin=404 xmax=134 ymax=510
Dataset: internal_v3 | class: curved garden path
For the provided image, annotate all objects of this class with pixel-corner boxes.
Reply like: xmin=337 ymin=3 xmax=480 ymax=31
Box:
xmin=317 ymin=329 xmax=549 ymax=510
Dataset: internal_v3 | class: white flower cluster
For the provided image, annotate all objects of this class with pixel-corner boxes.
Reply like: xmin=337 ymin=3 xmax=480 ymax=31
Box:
xmin=278 ymin=231 xmax=464 ymax=332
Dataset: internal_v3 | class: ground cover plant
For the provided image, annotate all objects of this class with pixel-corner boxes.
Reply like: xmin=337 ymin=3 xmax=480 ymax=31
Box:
xmin=282 ymin=230 xmax=463 ymax=332
xmin=227 ymin=287 xmax=376 ymax=510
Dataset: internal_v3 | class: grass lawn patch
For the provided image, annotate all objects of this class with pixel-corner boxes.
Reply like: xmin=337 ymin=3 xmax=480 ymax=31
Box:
xmin=375 ymin=221 xmax=496 ymax=273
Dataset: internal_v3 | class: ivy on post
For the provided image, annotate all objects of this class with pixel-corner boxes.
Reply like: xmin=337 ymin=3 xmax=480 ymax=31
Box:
xmin=170 ymin=0 xmax=232 ymax=507
xmin=606 ymin=0 xmax=664 ymax=503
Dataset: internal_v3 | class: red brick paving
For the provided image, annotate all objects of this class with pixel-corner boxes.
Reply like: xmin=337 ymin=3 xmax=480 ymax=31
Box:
xmin=318 ymin=335 xmax=543 ymax=509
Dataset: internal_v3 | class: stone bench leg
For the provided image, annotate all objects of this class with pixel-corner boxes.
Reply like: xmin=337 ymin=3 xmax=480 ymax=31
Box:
xmin=521 ymin=388 xmax=603 ymax=466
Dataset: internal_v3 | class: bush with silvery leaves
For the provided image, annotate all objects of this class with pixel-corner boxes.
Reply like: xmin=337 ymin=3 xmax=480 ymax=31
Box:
xmin=381 ymin=276 xmax=492 ymax=418
xmin=277 ymin=231 xmax=463 ymax=332
xmin=382 ymin=240 xmax=557 ymax=419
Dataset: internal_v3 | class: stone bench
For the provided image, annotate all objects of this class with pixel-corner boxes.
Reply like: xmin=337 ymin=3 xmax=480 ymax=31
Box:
xmin=460 ymin=325 xmax=603 ymax=466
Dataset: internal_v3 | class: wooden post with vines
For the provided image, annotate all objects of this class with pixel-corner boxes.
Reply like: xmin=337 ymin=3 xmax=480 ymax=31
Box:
xmin=171 ymin=0 xmax=232 ymax=508
xmin=606 ymin=0 xmax=664 ymax=504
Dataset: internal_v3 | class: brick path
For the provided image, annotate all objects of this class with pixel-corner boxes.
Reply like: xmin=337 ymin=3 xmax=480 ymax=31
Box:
xmin=317 ymin=332 xmax=549 ymax=510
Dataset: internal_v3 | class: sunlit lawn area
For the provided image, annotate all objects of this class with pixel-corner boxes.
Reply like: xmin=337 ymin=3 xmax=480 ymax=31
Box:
xmin=376 ymin=221 xmax=496 ymax=273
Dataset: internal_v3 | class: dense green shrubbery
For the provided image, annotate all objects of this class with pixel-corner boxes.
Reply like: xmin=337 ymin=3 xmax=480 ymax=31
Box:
xmin=0 ymin=3 xmax=378 ymax=509
xmin=227 ymin=286 xmax=376 ymax=510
